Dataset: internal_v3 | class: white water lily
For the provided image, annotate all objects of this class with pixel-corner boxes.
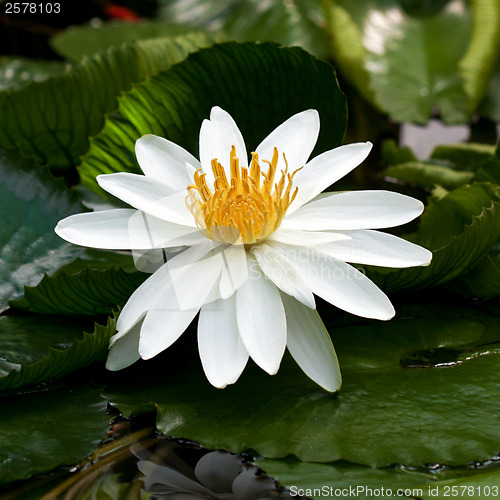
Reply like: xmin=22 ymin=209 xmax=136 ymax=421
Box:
xmin=55 ymin=107 xmax=431 ymax=392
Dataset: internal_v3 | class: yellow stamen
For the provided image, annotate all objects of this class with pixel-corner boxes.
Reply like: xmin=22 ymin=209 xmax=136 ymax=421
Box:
xmin=186 ymin=146 xmax=301 ymax=244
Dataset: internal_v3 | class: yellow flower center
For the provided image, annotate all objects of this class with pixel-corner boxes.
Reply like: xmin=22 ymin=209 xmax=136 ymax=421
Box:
xmin=186 ymin=146 xmax=299 ymax=244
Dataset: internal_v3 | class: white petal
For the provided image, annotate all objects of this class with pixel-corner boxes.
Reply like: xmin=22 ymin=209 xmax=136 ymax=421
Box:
xmin=283 ymin=190 xmax=424 ymax=231
xmin=97 ymin=173 xmax=195 ymax=226
xmin=281 ymin=293 xmax=341 ymax=392
xmin=166 ymin=237 xmax=219 ymax=268
xmin=130 ymin=248 xmax=166 ymax=274
xmin=280 ymin=246 xmax=395 ymax=320
xmin=251 ymin=243 xmax=315 ymax=309
xmin=255 ymin=109 xmax=319 ymax=174
xmin=135 ymin=134 xmax=201 ymax=190
xmin=138 ymin=305 xmax=199 ymax=359
xmin=199 ymin=107 xmax=248 ymax=184
xmin=113 ymin=262 xmax=171 ymax=342
xmin=266 ymin=228 xmax=350 ymax=247
xmin=168 ymin=246 xmax=231 ymax=310
xmin=119 ymin=244 xmax=214 ymax=356
xmin=115 ymin=241 xmax=210 ymax=341
xmin=198 ymin=296 xmax=249 ymax=388
xmin=55 ymin=209 xmax=197 ymax=250
xmin=127 ymin=210 xmax=205 ymax=248
xmin=288 ymin=142 xmax=372 ymax=213
xmin=236 ymin=258 xmax=287 ymax=375
xmin=106 ymin=319 xmax=142 ymax=371
xmin=218 ymin=244 xmax=248 ymax=299
xmin=185 ymin=161 xmax=198 ymax=183
xmin=317 ymin=229 xmax=432 ymax=267
xmin=129 ymin=219 xmax=209 ymax=274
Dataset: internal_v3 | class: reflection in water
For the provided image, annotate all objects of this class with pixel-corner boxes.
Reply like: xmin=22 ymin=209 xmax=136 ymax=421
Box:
xmin=1 ymin=415 xmax=305 ymax=499
xmin=108 ymin=416 xmax=303 ymax=499
xmin=135 ymin=444 xmax=288 ymax=499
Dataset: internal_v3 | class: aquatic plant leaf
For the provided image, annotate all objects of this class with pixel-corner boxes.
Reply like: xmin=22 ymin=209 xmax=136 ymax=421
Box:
xmin=379 ymin=145 xmax=500 ymax=298
xmin=450 ymin=251 xmax=500 ymax=298
xmin=382 ymin=143 xmax=496 ymax=191
xmin=256 ymin=458 xmax=500 ymax=500
xmin=79 ymin=41 xmax=347 ymax=198
xmin=456 ymin=0 xmax=500 ymax=115
xmin=431 ymin=143 xmax=496 ymax=173
xmin=325 ymin=0 xmax=500 ymax=123
xmin=0 ymin=56 xmax=66 ymax=91
xmin=58 ymin=248 xmax=139 ymax=274
xmin=383 ymin=162 xmax=474 ymax=191
xmin=11 ymin=267 xmax=146 ymax=316
xmin=419 ymin=468 xmax=500 ymax=499
xmin=157 ymin=0 xmax=330 ymax=58
xmin=0 ymin=384 xmax=109 ymax=485
xmin=474 ymin=143 xmax=500 ymax=185
xmin=479 ymin=47 xmax=500 ymax=122
xmin=104 ymin=298 xmax=500 ymax=467
xmin=0 ymin=148 xmax=84 ymax=312
xmin=50 ymin=21 xmax=203 ymax=60
xmin=367 ymin=182 xmax=500 ymax=293
xmin=0 ymin=314 xmax=115 ymax=391
xmin=446 ymin=147 xmax=500 ymax=297
xmin=0 ymin=33 xmax=214 ymax=170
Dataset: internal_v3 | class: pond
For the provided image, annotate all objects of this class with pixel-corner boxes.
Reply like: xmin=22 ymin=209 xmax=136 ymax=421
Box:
xmin=1 ymin=0 xmax=500 ymax=498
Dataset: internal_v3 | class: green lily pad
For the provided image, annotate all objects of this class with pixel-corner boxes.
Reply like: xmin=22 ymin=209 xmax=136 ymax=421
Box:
xmin=0 ymin=314 xmax=115 ymax=391
xmin=0 ymin=57 xmax=67 ymax=91
xmin=431 ymin=143 xmax=496 ymax=172
xmin=11 ymin=267 xmax=146 ymax=316
xmin=0 ymin=148 xmax=84 ymax=312
xmin=0 ymin=33 xmax=214 ymax=170
xmin=386 ymin=144 xmax=500 ymax=299
xmin=451 ymin=252 xmax=500 ymax=298
xmin=382 ymin=139 xmax=418 ymax=165
xmin=479 ymin=47 xmax=500 ymax=122
xmin=474 ymin=143 xmax=500 ymax=185
xmin=256 ymin=459 xmax=427 ymax=499
xmin=158 ymin=0 xmax=330 ymax=58
xmin=325 ymin=0 xmax=500 ymax=123
xmin=368 ymin=182 xmax=500 ymax=293
xmin=257 ymin=458 xmax=500 ymax=500
xmin=382 ymin=143 xmax=496 ymax=191
xmin=104 ymin=298 xmax=500 ymax=467
xmin=0 ymin=383 xmax=109 ymax=485
xmin=50 ymin=21 xmax=204 ymax=61
xmin=420 ymin=468 xmax=500 ymax=499
xmin=383 ymin=161 xmax=475 ymax=190
xmin=79 ymin=41 xmax=347 ymax=197
xmin=59 ymin=248 xmax=139 ymax=274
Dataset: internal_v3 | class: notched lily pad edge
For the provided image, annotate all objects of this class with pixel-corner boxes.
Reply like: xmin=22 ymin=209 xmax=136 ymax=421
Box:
xmin=0 ymin=313 xmax=117 ymax=393
xmin=9 ymin=266 xmax=146 ymax=316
